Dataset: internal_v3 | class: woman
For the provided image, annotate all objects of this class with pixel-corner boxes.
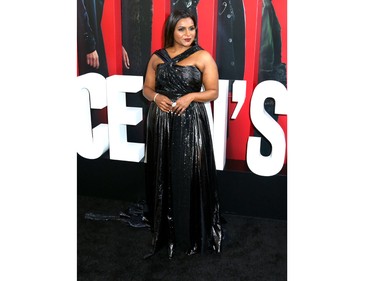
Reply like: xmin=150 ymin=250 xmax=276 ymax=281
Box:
xmin=143 ymin=9 xmax=222 ymax=259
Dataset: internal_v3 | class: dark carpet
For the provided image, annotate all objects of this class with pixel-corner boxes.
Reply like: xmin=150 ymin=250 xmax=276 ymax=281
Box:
xmin=77 ymin=195 xmax=287 ymax=281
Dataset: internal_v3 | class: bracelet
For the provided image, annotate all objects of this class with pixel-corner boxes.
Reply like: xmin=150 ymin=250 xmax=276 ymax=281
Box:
xmin=153 ymin=93 xmax=159 ymax=102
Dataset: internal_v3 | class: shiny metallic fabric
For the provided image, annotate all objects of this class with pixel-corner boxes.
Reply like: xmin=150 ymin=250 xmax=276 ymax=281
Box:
xmin=144 ymin=45 xmax=222 ymax=258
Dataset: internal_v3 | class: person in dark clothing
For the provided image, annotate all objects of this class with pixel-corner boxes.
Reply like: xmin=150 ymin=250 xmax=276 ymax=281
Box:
xmin=216 ymin=0 xmax=245 ymax=81
xmin=258 ymin=0 xmax=286 ymax=87
xmin=77 ymin=0 xmax=108 ymax=76
xmin=77 ymin=0 xmax=130 ymax=77
xmin=121 ymin=0 xmax=151 ymax=76
xmin=143 ymin=9 xmax=222 ymax=259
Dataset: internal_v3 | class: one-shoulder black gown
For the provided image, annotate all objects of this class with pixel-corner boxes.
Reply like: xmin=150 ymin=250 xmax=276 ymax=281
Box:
xmin=145 ymin=45 xmax=222 ymax=258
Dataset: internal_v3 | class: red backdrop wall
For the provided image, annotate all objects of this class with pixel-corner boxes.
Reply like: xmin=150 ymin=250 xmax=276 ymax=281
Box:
xmin=92 ymin=0 xmax=287 ymax=166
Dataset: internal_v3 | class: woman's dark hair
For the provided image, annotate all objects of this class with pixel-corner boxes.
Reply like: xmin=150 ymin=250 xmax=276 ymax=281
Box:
xmin=163 ymin=9 xmax=198 ymax=48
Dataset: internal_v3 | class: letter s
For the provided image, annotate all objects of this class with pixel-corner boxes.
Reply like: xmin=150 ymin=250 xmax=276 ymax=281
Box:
xmin=247 ymin=80 xmax=287 ymax=176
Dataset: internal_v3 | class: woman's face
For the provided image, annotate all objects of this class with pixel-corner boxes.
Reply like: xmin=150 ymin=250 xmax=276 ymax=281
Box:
xmin=173 ymin=17 xmax=196 ymax=48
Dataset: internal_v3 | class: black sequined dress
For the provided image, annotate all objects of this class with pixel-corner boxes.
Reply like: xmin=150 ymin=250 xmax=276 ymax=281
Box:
xmin=145 ymin=45 xmax=222 ymax=257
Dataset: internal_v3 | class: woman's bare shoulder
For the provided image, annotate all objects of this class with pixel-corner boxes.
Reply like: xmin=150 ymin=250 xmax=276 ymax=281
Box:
xmin=194 ymin=49 xmax=217 ymax=70
xmin=195 ymin=49 xmax=213 ymax=59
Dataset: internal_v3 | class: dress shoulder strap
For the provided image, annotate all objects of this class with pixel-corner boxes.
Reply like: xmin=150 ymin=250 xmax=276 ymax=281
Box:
xmin=153 ymin=45 xmax=203 ymax=63
xmin=153 ymin=49 xmax=171 ymax=63
xmin=174 ymin=45 xmax=202 ymax=62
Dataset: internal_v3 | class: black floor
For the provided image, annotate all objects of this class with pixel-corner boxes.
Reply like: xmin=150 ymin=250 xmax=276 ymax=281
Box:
xmin=78 ymin=195 xmax=287 ymax=281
